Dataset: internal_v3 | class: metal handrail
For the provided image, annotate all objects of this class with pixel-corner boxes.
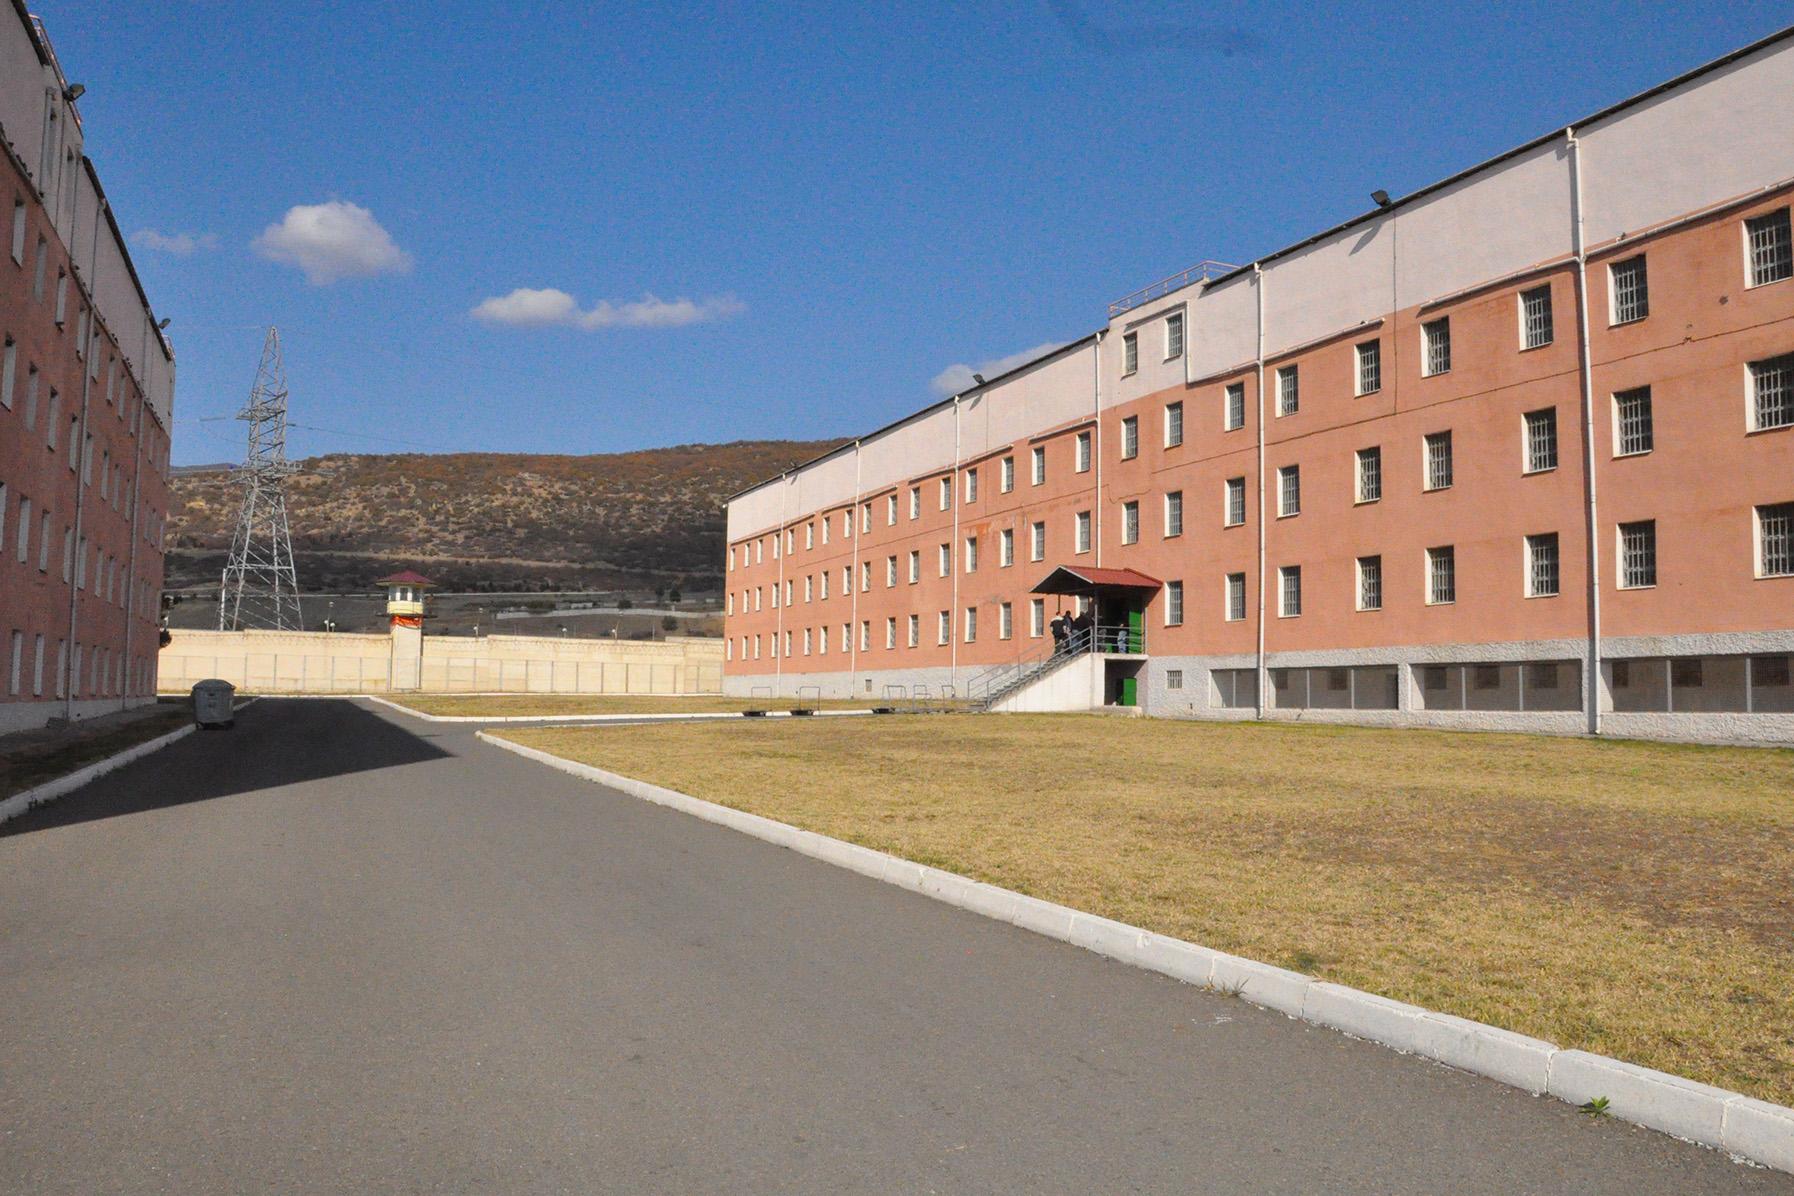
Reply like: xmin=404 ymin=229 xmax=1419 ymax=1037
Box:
xmin=1108 ymin=261 xmax=1242 ymax=317
xmin=967 ymin=623 xmax=1146 ymax=705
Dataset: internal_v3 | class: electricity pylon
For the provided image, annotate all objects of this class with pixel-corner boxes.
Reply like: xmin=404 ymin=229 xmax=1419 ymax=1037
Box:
xmin=218 ymin=327 xmax=303 ymax=631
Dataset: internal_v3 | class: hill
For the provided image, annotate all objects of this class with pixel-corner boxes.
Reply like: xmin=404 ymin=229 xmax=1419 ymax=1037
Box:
xmin=165 ymin=440 xmax=841 ymax=594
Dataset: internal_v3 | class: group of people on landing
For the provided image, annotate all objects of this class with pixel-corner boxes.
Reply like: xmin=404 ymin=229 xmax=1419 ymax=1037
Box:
xmin=1050 ymin=605 xmax=1136 ymax=655
xmin=1049 ymin=607 xmax=1092 ymax=654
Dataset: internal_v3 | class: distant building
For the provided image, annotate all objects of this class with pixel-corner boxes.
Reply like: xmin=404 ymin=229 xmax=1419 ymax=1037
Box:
xmin=0 ymin=5 xmax=176 ymax=732
xmin=723 ymin=28 xmax=1794 ymax=742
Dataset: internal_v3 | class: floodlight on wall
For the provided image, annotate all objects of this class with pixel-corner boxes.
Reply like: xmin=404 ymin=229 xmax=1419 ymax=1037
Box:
xmin=64 ymin=83 xmax=85 ymax=102
xmin=1371 ymin=189 xmax=1392 ymax=208
xmin=157 ymin=318 xmax=171 ymax=330
xmin=972 ymin=373 xmax=986 ymax=385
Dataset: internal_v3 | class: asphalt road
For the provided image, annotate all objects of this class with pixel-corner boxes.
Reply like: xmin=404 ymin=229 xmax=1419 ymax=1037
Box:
xmin=2 ymin=698 xmax=1787 ymax=1194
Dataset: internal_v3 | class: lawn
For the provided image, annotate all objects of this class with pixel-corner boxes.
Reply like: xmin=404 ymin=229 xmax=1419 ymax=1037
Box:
xmin=498 ymin=714 xmax=1794 ymax=1105
xmin=1 ymin=703 xmax=192 ymax=800
xmin=391 ymin=694 xmax=963 ymax=717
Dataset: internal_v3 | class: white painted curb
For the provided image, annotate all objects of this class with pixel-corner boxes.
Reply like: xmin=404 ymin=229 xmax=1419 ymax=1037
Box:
xmin=368 ymin=694 xmax=883 ymax=725
xmin=1 ymin=723 xmax=195 ymax=826
xmin=476 ymin=731 xmax=1794 ymax=1175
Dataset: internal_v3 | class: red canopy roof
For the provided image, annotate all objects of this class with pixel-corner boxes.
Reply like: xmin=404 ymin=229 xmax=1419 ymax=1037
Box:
xmin=1031 ymin=566 xmax=1162 ymax=595
xmin=374 ymin=570 xmax=438 ymax=588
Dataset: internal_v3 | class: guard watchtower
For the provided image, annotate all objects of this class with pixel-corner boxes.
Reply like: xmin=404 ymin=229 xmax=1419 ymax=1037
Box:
xmin=375 ymin=570 xmax=435 ymax=691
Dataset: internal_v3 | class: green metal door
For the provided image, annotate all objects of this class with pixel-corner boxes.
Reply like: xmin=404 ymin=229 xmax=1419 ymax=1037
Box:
xmin=1127 ymin=606 xmax=1144 ymax=653
xmin=1119 ymin=674 xmax=1138 ymax=706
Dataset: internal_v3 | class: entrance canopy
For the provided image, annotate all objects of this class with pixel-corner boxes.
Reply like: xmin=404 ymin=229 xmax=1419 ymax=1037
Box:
xmin=1030 ymin=566 xmax=1162 ymax=596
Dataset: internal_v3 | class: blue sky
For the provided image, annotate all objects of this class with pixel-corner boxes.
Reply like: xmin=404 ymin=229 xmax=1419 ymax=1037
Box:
xmin=38 ymin=1 xmax=1793 ymax=466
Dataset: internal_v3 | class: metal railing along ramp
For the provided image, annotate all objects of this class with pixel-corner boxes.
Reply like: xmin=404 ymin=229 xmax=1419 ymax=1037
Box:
xmin=966 ymin=624 xmax=1141 ymax=709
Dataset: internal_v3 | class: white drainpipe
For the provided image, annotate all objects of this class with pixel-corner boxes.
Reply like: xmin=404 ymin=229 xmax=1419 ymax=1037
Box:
xmin=1568 ymin=126 xmax=1603 ymax=736
xmin=1253 ymin=263 xmax=1269 ymax=719
xmin=949 ymin=395 xmax=962 ymax=688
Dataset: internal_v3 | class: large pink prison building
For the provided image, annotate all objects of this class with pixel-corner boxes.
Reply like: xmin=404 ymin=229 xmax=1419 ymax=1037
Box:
xmin=725 ymin=29 xmax=1794 ymax=742
xmin=0 ymin=4 xmax=176 ymax=734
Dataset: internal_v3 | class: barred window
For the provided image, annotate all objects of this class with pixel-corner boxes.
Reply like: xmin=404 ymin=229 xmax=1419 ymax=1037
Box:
xmin=1121 ymin=416 xmax=1138 ymax=460
xmin=908 ymin=614 xmax=920 ymax=647
xmin=1225 ymin=382 xmax=1246 ymax=430
xmin=999 ymin=528 xmax=1014 ymax=567
xmin=1032 ymin=445 xmax=1046 ymax=485
xmin=938 ymin=610 xmax=951 ymax=645
xmin=1758 ymin=503 xmax=1792 ymax=577
xmin=1278 ymin=465 xmax=1300 ymax=517
xmin=965 ymin=468 xmax=978 ymax=503
xmin=1750 ymin=354 xmax=1791 ymax=431
xmin=999 ymin=602 xmax=1013 ymax=640
xmin=1123 ymin=332 xmax=1138 ymax=375
xmin=1524 ymin=408 xmax=1557 ymax=473
xmin=1030 ymin=521 xmax=1046 ymax=560
xmin=1226 ymin=572 xmax=1247 ymax=621
xmin=1277 ymin=366 xmax=1298 ymax=416
xmin=1076 ymin=431 xmax=1092 ymax=472
xmin=1422 ymin=317 xmax=1451 ymax=376
xmin=1610 ymin=255 xmax=1649 ymax=324
xmin=1164 ymin=490 xmax=1184 ymax=538
xmin=1000 ymin=456 xmax=1014 ymax=492
xmin=1356 ymin=446 xmax=1381 ymax=503
xmin=1225 ymin=477 xmax=1246 ymax=527
xmin=1075 ymin=510 xmax=1091 ymax=553
xmin=1279 ymin=565 xmax=1302 ymax=617
xmin=1746 ymin=208 xmax=1792 ymax=287
xmin=1165 ymin=401 xmax=1184 ymax=448
xmin=1520 ymin=285 xmax=1554 ymax=349
xmin=1166 ymin=312 xmax=1184 ymax=359
xmin=1613 ymin=387 xmax=1653 ymax=455
xmin=1357 ymin=555 xmax=1382 ymax=611
xmin=1427 ymin=546 xmax=1455 ymax=605
xmin=1356 ymin=339 xmax=1381 ymax=395
xmin=1619 ymin=520 xmax=1656 ymax=588
xmin=1166 ymin=669 xmax=1184 ymax=690
xmin=1526 ymin=532 xmax=1559 ymax=598
xmin=1121 ymin=500 xmax=1139 ymax=545
xmin=1424 ymin=431 xmax=1453 ymax=491
xmin=1165 ymin=579 xmax=1184 ymax=626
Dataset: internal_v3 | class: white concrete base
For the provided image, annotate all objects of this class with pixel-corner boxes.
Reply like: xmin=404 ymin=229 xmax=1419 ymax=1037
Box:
xmin=0 ymin=695 xmax=160 ymax=736
xmin=477 ymin=731 xmax=1794 ymax=1176
xmin=990 ymin=654 xmax=1102 ymax=713
xmin=365 ymin=695 xmax=884 ymax=725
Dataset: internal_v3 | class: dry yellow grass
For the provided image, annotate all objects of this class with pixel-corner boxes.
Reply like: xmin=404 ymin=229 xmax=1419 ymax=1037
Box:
xmin=394 ymin=694 xmax=962 ymax=717
xmin=499 ymin=714 xmax=1794 ymax=1105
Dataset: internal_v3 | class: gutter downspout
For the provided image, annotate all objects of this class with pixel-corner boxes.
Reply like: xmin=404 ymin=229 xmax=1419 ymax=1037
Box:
xmin=1253 ymin=263 xmax=1268 ymax=719
xmin=774 ymin=474 xmax=787 ymax=697
xmin=848 ymin=441 xmax=861 ymax=696
xmin=62 ymin=191 xmax=103 ymax=720
xmin=1568 ymin=127 xmax=1603 ymax=736
xmin=120 ymin=349 xmax=146 ymax=711
xmin=950 ymin=396 xmax=962 ymax=688
xmin=1092 ymin=334 xmax=1103 ymax=568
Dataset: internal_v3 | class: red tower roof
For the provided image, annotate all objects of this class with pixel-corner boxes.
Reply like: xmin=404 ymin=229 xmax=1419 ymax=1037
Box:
xmin=374 ymin=570 xmax=438 ymax=588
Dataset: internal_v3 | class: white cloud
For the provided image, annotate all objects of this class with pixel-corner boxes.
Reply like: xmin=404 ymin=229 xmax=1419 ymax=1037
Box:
xmin=252 ymin=201 xmax=411 ymax=285
xmin=132 ymin=228 xmax=219 ymax=256
xmin=470 ymin=289 xmax=745 ymax=330
xmin=930 ymin=341 xmax=1066 ymax=396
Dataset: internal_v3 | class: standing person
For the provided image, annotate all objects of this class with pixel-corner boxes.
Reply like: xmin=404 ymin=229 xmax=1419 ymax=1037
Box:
xmin=1050 ymin=612 xmax=1069 ymax=654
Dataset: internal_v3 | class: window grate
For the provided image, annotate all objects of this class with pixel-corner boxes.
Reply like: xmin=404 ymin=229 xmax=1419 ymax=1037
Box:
xmin=1165 ymin=401 xmax=1184 ymax=448
xmin=1357 ymin=555 xmax=1381 ymax=611
xmin=1225 ymin=382 xmax=1245 ymax=430
xmin=1121 ymin=416 xmax=1138 ymax=459
xmin=1615 ymin=387 xmax=1654 ymax=454
xmin=1427 ymin=546 xmax=1455 ymax=604
xmin=1527 ymin=533 xmax=1559 ymax=597
xmin=1611 ymin=256 xmax=1649 ymax=324
xmin=1164 ymin=490 xmax=1183 ymax=537
xmin=1165 ymin=580 xmax=1184 ymax=625
xmin=1760 ymin=503 xmax=1793 ymax=577
xmin=1751 ymin=354 xmax=1791 ymax=431
xmin=1225 ymin=477 xmax=1246 ymax=527
xmin=1423 ymin=318 xmax=1451 ymax=376
xmin=1356 ymin=447 xmax=1381 ymax=502
xmin=1278 ymin=466 xmax=1300 ymax=517
xmin=1424 ymin=432 xmax=1453 ymax=490
xmin=1525 ymin=409 xmax=1557 ymax=472
xmin=1226 ymin=573 xmax=1246 ymax=621
xmin=1277 ymin=367 xmax=1298 ymax=416
xmin=1747 ymin=209 xmax=1792 ymax=287
xmin=1121 ymin=500 xmax=1139 ymax=545
xmin=1123 ymin=332 xmax=1138 ymax=375
xmin=1356 ymin=340 xmax=1381 ymax=395
xmin=1279 ymin=566 xmax=1301 ymax=617
xmin=1521 ymin=285 xmax=1554 ymax=349
xmin=1619 ymin=520 xmax=1656 ymax=588
xmin=1166 ymin=312 xmax=1184 ymax=359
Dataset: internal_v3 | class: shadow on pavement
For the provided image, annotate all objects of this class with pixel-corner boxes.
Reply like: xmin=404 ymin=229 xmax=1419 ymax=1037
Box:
xmin=1 ymin=698 xmax=453 ymax=837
